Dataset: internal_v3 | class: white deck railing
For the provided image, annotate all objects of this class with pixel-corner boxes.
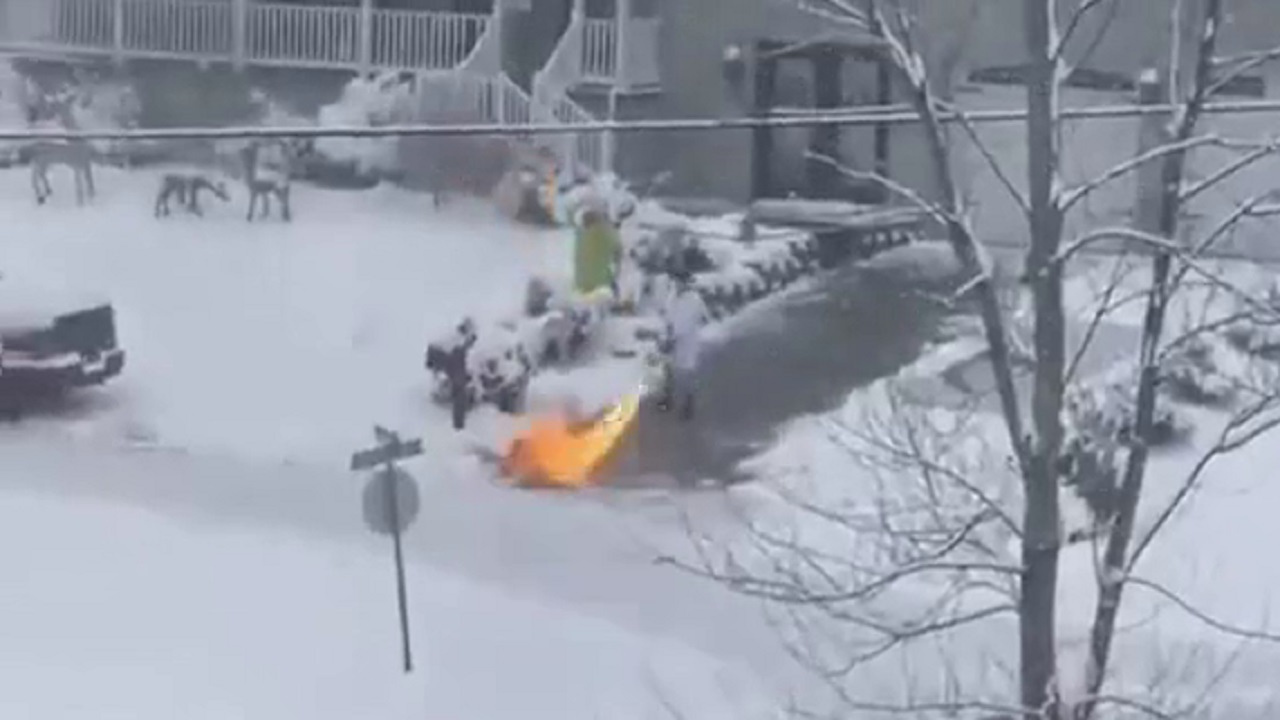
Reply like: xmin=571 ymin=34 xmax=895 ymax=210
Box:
xmin=0 ymin=0 xmax=491 ymax=72
xmin=580 ymin=18 xmax=615 ymax=83
xmin=579 ymin=15 xmax=659 ymax=88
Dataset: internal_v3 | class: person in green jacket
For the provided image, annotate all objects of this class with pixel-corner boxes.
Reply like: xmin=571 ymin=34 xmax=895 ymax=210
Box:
xmin=573 ymin=206 xmax=621 ymax=297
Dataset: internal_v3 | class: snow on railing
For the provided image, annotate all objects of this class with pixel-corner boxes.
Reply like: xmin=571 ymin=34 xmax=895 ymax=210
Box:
xmin=246 ymin=3 xmax=358 ymax=67
xmin=371 ymin=9 xmax=488 ymax=70
xmin=51 ymin=0 xmax=113 ymax=49
xmin=125 ymin=0 xmax=232 ymax=57
xmin=0 ymin=0 xmax=486 ymax=71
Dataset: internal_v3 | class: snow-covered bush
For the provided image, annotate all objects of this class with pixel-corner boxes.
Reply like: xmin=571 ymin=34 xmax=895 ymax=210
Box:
xmin=1159 ymin=334 xmax=1237 ymax=406
xmin=1059 ymin=367 xmax=1192 ymax=522
xmin=1060 ymin=385 xmax=1125 ymax=524
xmin=1220 ymin=280 xmax=1280 ymax=358
xmin=312 ymin=72 xmax=411 ymax=176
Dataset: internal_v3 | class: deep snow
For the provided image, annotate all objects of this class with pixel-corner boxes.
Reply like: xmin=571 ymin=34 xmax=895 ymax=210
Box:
xmin=0 ymin=165 xmax=574 ymax=464
xmin=0 ymin=451 xmax=775 ymax=720
xmin=0 ymin=165 xmax=814 ymax=719
xmin=732 ymin=265 xmax=1280 ymax=715
xmin=11 ymin=159 xmax=1274 ymax=716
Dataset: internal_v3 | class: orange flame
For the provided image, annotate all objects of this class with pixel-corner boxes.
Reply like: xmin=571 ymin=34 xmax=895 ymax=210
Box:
xmin=502 ymin=393 xmax=639 ymax=489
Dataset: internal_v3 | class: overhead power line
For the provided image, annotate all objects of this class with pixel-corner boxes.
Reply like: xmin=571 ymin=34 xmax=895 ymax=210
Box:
xmin=5 ymin=97 xmax=1280 ymax=141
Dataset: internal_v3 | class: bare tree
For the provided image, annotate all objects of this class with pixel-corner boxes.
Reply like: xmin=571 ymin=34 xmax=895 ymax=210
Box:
xmin=669 ymin=0 xmax=1280 ymax=717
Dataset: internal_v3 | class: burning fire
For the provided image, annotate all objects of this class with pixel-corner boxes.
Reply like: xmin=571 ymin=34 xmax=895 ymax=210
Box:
xmin=502 ymin=392 xmax=639 ymax=489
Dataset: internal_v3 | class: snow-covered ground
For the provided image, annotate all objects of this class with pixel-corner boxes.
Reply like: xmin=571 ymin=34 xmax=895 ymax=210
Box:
xmin=0 ymin=445 xmax=777 ymax=720
xmin=0 ymin=165 xmax=823 ymax=719
xmin=0 ymin=165 xmax=575 ymax=464
xmin=727 ymin=259 xmax=1280 ymax=714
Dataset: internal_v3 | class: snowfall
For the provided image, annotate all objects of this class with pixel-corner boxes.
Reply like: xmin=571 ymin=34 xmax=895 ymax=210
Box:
xmin=4 ymin=114 xmax=1280 ymax=720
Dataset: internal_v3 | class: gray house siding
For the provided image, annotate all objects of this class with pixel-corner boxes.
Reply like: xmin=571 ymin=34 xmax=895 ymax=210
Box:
xmin=596 ymin=0 xmax=1280 ymax=203
xmin=604 ymin=0 xmax=894 ymax=202
xmin=936 ymin=0 xmax=1280 ymax=84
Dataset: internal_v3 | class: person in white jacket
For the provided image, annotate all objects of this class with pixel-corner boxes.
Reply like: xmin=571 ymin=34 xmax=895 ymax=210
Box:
xmin=659 ymin=265 xmax=710 ymax=420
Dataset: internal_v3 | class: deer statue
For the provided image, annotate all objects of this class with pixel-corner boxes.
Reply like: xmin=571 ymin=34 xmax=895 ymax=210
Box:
xmin=29 ymin=92 xmax=96 ymax=206
xmin=239 ymin=139 xmax=295 ymax=222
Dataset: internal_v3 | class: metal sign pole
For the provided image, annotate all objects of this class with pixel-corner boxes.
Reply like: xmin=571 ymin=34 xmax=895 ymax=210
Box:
xmin=352 ymin=425 xmax=424 ymax=675
xmin=384 ymin=462 xmax=413 ymax=674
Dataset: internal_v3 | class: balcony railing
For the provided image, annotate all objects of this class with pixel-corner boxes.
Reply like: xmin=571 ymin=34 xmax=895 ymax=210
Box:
xmin=579 ymin=15 xmax=659 ymax=89
xmin=0 ymin=0 xmax=492 ymax=72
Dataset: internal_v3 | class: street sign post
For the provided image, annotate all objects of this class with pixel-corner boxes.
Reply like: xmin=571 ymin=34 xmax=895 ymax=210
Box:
xmin=351 ymin=425 xmax=424 ymax=674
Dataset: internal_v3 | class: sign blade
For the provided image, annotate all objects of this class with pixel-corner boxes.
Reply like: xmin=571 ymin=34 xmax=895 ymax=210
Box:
xmin=350 ymin=437 xmax=424 ymax=471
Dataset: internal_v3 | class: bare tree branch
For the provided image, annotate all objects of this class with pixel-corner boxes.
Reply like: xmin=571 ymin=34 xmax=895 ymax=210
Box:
xmin=1126 ymin=576 xmax=1280 ymax=644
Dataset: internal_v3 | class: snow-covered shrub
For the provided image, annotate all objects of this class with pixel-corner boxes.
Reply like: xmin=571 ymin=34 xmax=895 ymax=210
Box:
xmin=1060 ymin=385 xmax=1125 ymax=523
xmin=311 ymin=72 xmax=411 ymax=177
xmin=1221 ymin=318 xmax=1280 ymax=357
xmin=1159 ymin=334 xmax=1237 ymax=406
xmin=1220 ymin=281 xmax=1280 ymax=358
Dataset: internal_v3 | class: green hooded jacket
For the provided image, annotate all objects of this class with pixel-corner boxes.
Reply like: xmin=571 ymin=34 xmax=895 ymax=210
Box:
xmin=573 ymin=214 xmax=620 ymax=295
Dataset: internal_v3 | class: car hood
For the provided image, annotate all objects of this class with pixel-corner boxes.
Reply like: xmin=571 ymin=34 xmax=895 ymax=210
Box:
xmin=0 ymin=272 xmax=112 ymax=331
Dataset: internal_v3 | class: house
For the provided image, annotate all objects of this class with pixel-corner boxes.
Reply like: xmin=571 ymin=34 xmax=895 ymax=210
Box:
xmin=501 ymin=0 xmax=921 ymax=203
xmin=2 ymin=0 xmax=1273 ymax=205
xmin=530 ymin=0 xmax=1280 ymax=202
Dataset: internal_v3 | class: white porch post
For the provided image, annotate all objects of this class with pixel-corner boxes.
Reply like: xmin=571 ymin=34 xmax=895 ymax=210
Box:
xmin=358 ymin=0 xmax=374 ymax=74
xmin=605 ymin=0 xmax=630 ymax=174
xmin=231 ymin=0 xmax=248 ymax=68
xmin=112 ymin=0 xmax=125 ymax=64
xmin=615 ymin=0 xmax=629 ymax=88
xmin=492 ymin=0 xmax=507 ymax=122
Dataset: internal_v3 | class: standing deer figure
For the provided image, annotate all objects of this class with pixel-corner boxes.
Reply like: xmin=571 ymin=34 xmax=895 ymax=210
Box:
xmin=29 ymin=96 xmax=96 ymax=206
xmin=240 ymin=139 xmax=294 ymax=222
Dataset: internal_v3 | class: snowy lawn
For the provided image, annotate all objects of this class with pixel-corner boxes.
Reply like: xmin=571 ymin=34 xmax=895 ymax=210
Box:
xmin=0 ymin=165 xmax=573 ymax=464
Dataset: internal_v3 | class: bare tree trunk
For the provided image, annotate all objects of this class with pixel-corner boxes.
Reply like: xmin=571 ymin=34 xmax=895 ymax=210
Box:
xmin=1021 ymin=1 xmax=1065 ymax=716
xmin=1077 ymin=1 xmax=1223 ymax=717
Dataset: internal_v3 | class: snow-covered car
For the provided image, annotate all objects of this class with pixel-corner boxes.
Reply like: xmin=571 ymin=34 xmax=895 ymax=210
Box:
xmin=0 ymin=270 xmax=125 ymax=396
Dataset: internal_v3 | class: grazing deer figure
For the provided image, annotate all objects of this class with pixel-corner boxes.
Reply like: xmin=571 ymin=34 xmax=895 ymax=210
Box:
xmin=29 ymin=99 xmax=96 ymax=206
xmin=240 ymin=140 xmax=294 ymax=222
xmin=154 ymin=172 xmax=230 ymax=217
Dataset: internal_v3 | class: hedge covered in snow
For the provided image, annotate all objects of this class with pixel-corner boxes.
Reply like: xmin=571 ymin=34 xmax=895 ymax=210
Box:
xmin=1060 ymin=283 xmax=1280 ymax=534
xmin=423 ymin=179 xmax=929 ymax=421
